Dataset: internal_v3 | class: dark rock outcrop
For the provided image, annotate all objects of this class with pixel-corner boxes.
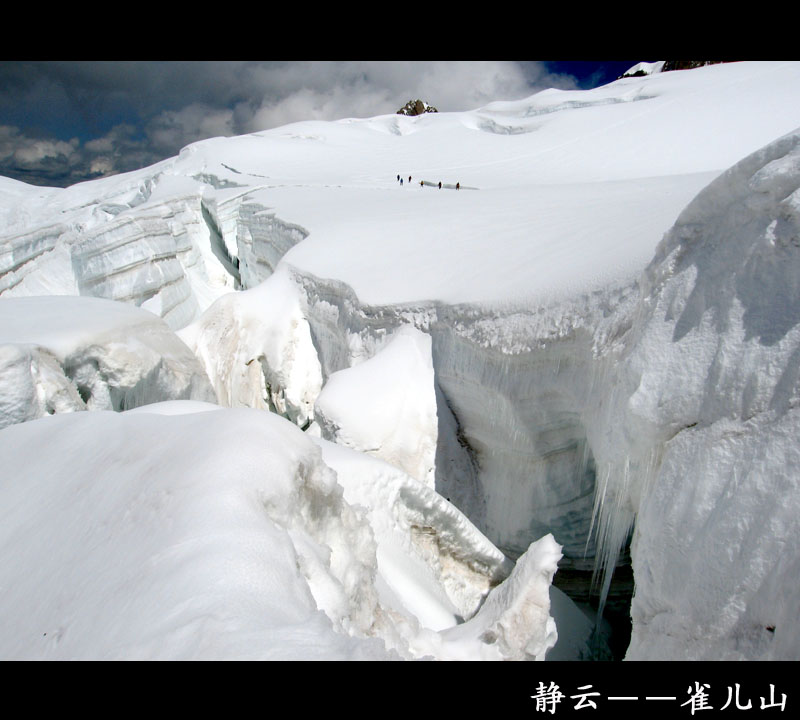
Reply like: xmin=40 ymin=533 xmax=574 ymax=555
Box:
xmin=397 ymin=99 xmax=438 ymax=116
xmin=662 ymin=60 xmax=734 ymax=72
xmin=620 ymin=61 xmax=736 ymax=80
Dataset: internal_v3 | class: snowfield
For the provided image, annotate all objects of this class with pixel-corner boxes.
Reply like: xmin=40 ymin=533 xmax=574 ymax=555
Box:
xmin=1 ymin=60 xmax=800 ymax=660
xmin=0 ymin=405 xmax=571 ymax=660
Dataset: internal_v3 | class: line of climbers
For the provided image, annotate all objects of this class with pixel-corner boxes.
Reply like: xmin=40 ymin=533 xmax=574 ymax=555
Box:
xmin=397 ymin=174 xmax=460 ymax=190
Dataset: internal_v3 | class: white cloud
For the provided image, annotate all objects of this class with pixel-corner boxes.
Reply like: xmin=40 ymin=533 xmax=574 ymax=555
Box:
xmin=13 ymin=137 xmax=78 ymax=164
xmin=145 ymin=103 xmax=235 ymax=154
xmin=0 ymin=126 xmax=79 ymax=167
xmin=134 ymin=62 xmax=545 ymax=148
xmin=1 ymin=61 xmax=585 ymax=186
xmin=89 ymin=157 xmax=115 ymax=175
xmin=243 ymin=61 xmax=546 ymax=133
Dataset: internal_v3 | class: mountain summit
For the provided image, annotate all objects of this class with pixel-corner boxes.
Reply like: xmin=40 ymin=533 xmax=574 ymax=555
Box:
xmin=397 ymin=99 xmax=438 ymax=116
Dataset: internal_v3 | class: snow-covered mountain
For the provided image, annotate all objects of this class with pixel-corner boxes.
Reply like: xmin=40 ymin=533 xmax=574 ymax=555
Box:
xmin=2 ymin=60 xmax=800 ymax=661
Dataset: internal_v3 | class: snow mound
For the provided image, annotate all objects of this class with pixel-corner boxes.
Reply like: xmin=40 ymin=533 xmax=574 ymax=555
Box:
xmin=314 ymin=324 xmax=438 ymax=486
xmin=0 ymin=408 xmax=392 ymax=659
xmin=621 ymin=61 xmax=665 ymax=77
xmin=178 ymin=265 xmax=321 ymax=428
xmin=0 ymin=405 xmax=566 ymax=660
xmin=315 ymin=438 xmax=513 ymax=628
xmin=0 ymin=295 xmax=215 ymax=429
xmin=124 ymin=399 xmax=223 ymax=415
xmin=435 ymin=533 xmax=562 ymax=661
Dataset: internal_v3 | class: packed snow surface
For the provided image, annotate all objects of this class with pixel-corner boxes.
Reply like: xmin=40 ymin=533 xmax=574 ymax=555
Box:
xmin=0 ymin=405 xmax=571 ymax=660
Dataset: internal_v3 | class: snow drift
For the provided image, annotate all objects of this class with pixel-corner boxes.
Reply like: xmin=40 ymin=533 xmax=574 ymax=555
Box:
xmin=0 ymin=295 xmax=215 ymax=429
xmin=0 ymin=405 xmax=567 ymax=660
xmin=178 ymin=264 xmax=321 ymax=428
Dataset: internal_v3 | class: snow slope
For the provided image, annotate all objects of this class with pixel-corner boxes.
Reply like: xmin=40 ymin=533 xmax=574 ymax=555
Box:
xmin=3 ymin=62 xmax=800 ymax=313
xmin=0 ymin=405 xmax=566 ymax=660
xmin=0 ymin=407 xmax=395 ymax=660
xmin=2 ymin=61 xmax=800 ymax=660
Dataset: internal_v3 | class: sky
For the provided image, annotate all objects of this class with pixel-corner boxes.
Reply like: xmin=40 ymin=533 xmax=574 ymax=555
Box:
xmin=0 ymin=61 xmax=641 ymax=188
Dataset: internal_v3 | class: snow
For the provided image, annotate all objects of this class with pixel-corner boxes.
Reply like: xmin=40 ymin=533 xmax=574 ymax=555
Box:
xmin=314 ymin=437 xmax=513 ymax=626
xmin=2 ymin=60 xmax=800 ymax=660
xmin=586 ymin=128 xmax=800 ymax=659
xmin=0 ymin=404 xmax=572 ymax=660
xmin=0 ymin=295 xmax=215 ymax=428
xmin=622 ymin=61 xmax=665 ymax=76
xmin=5 ymin=63 xmax=800 ymax=314
xmin=0 ymin=295 xmax=168 ymax=356
xmin=0 ymin=408 xmax=394 ymax=659
xmin=125 ymin=399 xmax=223 ymax=415
xmin=178 ymin=263 xmax=321 ymax=427
xmin=314 ymin=324 xmax=438 ymax=486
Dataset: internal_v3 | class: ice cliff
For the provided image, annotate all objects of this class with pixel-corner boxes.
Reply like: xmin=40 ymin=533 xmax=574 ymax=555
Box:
xmin=593 ymin=129 xmax=800 ymax=659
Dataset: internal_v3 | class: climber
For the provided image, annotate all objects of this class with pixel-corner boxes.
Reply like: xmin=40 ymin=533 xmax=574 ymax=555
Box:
xmin=438 ymin=181 xmax=442 ymax=189
xmin=400 ymin=178 xmax=403 ymax=186
xmin=408 ymin=176 xmax=412 ymax=183
xmin=456 ymin=182 xmax=460 ymax=191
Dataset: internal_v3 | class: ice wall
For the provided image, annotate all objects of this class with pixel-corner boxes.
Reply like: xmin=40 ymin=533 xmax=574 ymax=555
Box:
xmin=431 ymin=304 xmax=607 ymax=562
xmin=294 ymin=269 xmax=639 ymax=577
xmin=588 ymin=129 xmax=800 ymax=659
xmin=0 ymin=174 xmax=307 ymax=333
xmin=235 ymin=202 xmax=309 ymax=289
xmin=0 ymin=222 xmax=75 ymax=296
xmin=71 ymin=202 xmax=201 ymax=329
xmin=1 ymin=190 xmax=227 ymax=329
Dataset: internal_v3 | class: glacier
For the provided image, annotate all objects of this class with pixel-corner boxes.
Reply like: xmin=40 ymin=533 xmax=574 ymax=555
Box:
xmin=596 ymin=129 xmax=800 ymax=659
xmin=0 ymin=295 xmax=215 ymax=428
xmin=1 ymin=60 xmax=800 ymax=660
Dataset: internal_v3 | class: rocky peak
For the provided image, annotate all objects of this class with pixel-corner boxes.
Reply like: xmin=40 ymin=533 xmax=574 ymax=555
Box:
xmin=621 ymin=60 xmax=735 ymax=79
xmin=661 ymin=60 xmax=733 ymax=72
xmin=397 ymin=99 xmax=438 ymax=116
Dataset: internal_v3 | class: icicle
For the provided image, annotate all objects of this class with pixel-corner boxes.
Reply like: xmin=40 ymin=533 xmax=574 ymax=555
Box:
xmin=588 ymin=445 xmax=663 ymax=621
